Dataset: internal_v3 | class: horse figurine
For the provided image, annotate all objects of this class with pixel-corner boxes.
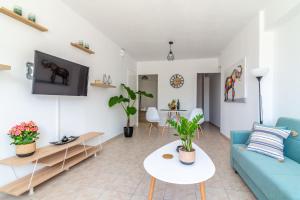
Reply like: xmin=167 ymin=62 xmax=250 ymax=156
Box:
xmin=41 ymin=60 xmax=69 ymax=85
xmin=224 ymin=65 xmax=243 ymax=101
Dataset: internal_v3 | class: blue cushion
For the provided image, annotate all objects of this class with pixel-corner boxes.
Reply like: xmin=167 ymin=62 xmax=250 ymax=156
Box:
xmin=232 ymin=144 xmax=300 ymax=200
xmin=276 ymin=117 xmax=300 ymax=163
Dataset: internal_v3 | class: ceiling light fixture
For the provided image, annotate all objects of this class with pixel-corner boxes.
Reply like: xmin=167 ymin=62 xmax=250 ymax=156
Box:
xmin=167 ymin=41 xmax=175 ymax=61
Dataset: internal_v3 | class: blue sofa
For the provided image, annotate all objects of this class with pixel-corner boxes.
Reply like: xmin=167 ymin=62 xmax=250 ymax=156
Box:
xmin=230 ymin=117 xmax=300 ymax=200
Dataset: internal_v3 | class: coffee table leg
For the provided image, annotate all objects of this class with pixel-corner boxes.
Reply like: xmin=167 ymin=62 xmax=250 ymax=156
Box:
xmin=199 ymin=182 xmax=206 ymax=200
xmin=148 ymin=176 xmax=156 ymax=200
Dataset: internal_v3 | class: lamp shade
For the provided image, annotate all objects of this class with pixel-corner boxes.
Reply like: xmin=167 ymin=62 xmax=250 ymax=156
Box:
xmin=251 ymin=67 xmax=269 ymax=77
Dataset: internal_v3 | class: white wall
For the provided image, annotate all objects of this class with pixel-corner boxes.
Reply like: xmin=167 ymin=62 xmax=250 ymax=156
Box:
xmin=137 ymin=58 xmax=219 ymax=124
xmin=271 ymin=10 xmax=300 ymax=120
xmin=0 ymin=0 xmax=136 ymax=186
xmin=219 ymin=16 xmax=261 ymax=137
xmin=218 ymin=1 xmax=300 ymax=137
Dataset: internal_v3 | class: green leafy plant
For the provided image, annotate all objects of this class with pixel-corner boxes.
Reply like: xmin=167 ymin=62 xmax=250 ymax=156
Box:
xmin=108 ymin=84 xmax=153 ymax=128
xmin=8 ymin=121 xmax=39 ymax=145
xmin=167 ymin=114 xmax=203 ymax=152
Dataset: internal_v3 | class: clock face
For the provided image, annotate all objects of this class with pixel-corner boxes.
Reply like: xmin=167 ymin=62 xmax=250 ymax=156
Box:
xmin=170 ymin=74 xmax=184 ymax=88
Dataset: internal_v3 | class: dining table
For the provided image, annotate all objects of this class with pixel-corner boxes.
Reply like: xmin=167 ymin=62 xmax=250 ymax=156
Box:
xmin=160 ymin=109 xmax=188 ymax=122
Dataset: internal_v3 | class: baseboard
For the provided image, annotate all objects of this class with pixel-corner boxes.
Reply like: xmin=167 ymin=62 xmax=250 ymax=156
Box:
xmin=208 ymin=121 xmax=220 ymax=129
xmin=219 ymin=131 xmax=230 ymax=141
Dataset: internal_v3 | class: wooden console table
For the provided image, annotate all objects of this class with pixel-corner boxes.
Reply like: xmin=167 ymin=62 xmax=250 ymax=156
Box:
xmin=0 ymin=132 xmax=103 ymax=196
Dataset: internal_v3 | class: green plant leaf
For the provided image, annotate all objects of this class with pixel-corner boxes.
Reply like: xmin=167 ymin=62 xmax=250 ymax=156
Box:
xmin=137 ymin=91 xmax=153 ymax=98
xmin=121 ymin=84 xmax=136 ymax=100
xmin=167 ymin=114 xmax=203 ymax=151
xmin=127 ymin=106 xmax=137 ymax=115
xmin=108 ymin=96 xmax=121 ymax=107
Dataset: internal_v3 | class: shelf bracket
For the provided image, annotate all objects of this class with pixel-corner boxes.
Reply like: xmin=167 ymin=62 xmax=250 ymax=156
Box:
xmin=61 ymin=145 xmax=69 ymax=170
xmin=28 ymin=157 xmax=39 ymax=192
xmin=10 ymin=166 xmax=18 ymax=179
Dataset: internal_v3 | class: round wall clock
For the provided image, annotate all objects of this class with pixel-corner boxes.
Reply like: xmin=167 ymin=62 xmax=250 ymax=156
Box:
xmin=170 ymin=74 xmax=184 ymax=88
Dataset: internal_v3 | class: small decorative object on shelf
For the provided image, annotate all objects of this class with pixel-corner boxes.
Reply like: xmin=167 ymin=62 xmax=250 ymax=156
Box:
xmin=0 ymin=7 xmax=48 ymax=32
xmin=107 ymin=75 xmax=112 ymax=85
xmin=27 ymin=13 xmax=36 ymax=22
xmin=49 ymin=136 xmax=79 ymax=145
xmin=167 ymin=114 xmax=203 ymax=165
xmin=84 ymin=43 xmax=90 ymax=49
xmin=13 ymin=5 xmax=22 ymax=16
xmin=168 ymin=99 xmax=177 ymax=110
xmin=94 ymin=80 xmax=102 ymax=84
xmin=103 ymin=73 xmax=107 ymax=84
xmin=8 ymin=121 xmax=39 ymax=157
xmin=70 ymin=42 xmax=95 ymax=54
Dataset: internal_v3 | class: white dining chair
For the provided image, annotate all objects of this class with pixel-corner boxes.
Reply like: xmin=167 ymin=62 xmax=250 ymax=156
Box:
xmin=187 ymin=108 xmax=205 ymax=139
xmin=146 ymin=107 xmax=163 ymax=136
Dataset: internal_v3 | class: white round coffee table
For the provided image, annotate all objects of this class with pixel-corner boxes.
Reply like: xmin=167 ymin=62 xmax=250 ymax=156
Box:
xmin=144 ymin=140 xmax=215 ymax=200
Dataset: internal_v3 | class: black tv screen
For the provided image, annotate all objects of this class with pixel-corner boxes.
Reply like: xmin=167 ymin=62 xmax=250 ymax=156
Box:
xmin=32 ymin=51 xmax=89 ymax=96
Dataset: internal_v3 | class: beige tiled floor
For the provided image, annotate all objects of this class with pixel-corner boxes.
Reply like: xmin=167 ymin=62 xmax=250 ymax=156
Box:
xmin=0 ymin=123 xmax=256 ymax=200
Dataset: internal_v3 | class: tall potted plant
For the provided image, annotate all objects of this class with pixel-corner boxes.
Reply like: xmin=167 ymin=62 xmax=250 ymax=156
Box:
xmin=167 ymin=114 xmax=203 ymax=165
xmin=8 ymin=121 xmax=39 ymax=157
xmin=109 ymin=84 xmax=153 ymax=137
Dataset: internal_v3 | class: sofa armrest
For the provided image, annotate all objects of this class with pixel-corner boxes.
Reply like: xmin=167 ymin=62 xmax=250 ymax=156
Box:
xmin=230 ymin=130 xmax=251 ymax=145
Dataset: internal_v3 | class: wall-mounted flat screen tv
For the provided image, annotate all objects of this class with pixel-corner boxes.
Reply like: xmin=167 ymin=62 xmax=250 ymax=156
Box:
xmin=32 ymin=51 xmax=89 ymax=96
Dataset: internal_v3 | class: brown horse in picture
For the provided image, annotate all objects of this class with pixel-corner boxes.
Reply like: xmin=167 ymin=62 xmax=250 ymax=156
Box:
xmin=224 ymin=65 xmax=243 ymax=101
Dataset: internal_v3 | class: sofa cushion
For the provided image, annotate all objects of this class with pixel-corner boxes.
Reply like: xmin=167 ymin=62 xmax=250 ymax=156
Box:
xmin=247 ymin=123 xmax=291 ymax=161
xmin=232 ymin=144 xmax=300 ymax=200
xmin=276 ymin=117 xmax=300 ymax=163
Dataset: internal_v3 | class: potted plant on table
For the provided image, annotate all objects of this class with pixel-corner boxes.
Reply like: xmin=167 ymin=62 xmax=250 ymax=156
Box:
xmin=8 ymin=121 xmax=39 ymax=157
xmin=108 ymin=84 xmax=153 ymax=137
xmin=167 ymin=114 xmax=203 ymax=165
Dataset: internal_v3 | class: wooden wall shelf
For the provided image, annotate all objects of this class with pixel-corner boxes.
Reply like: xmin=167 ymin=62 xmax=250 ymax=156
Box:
xmin=71 ymin=42 xmax=95 ymax=54
xmin=0 ymin=64 xmax=11 ymax=70
xmin=0 ymin=132 xmax=104 ymax=196
xmin=0 ymin=7 xmax=48 ymax=32
xmin=90 ymin=82 xmax=116 ymax=88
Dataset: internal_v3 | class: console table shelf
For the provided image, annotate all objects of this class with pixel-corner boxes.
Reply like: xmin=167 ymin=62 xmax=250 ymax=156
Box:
xmin=0 ymin=132 xmax=103 ymax=196
xmin=0 ymin=7 xmax=48 ymax=32
xmin=38 ymin=145 xmax=93 ymax=167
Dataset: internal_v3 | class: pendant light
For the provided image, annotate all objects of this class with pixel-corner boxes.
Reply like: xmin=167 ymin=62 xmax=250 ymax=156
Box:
xmin=167 ymin=41 xmax=175 ymax=61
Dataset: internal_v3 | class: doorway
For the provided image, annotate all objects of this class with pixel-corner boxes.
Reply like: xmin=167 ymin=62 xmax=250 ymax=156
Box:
xmin=138 ymin=74 xmax=158 ymax=123
xmin=197 ymin=73 xmax=221 ymax=127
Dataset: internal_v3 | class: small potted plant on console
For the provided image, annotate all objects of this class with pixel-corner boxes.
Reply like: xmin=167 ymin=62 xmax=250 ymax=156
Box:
xmin=167 ymin=114 xmax=203 ymax=165
xmin=8 ymin=121 xmax=39 ymax=157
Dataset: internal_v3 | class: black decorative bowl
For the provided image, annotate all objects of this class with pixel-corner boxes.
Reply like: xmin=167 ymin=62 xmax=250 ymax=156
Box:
xmin=50 ymin=136 xmax=79 ymax=145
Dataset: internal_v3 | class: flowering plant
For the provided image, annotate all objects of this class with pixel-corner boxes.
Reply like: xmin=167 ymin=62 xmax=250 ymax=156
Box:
xmin=8 ymin=121 xmax=39 ymax=145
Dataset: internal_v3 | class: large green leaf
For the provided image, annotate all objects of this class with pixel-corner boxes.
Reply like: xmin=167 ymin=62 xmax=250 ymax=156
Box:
xmin=108 ymin=95 xmax=129 ymax=107
xmin=137 ymin=90 xmax=153 ymax=98
xmin=121 ymin=84 xmax=136 ymax=100
xmin=127 ymin=106 xmax=137 ymax=115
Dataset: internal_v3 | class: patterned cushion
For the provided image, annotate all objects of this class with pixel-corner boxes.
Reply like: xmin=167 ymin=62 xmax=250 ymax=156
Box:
xmin=247 ymin=123 xmax=291 ymax=161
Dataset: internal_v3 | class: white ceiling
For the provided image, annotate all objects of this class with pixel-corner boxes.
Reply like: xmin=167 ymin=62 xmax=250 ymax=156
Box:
xmin=63 ymin=0 xmax=272 ymax=61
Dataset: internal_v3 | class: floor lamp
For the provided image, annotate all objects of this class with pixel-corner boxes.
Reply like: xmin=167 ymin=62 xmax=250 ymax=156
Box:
xmin=251 ymin=68 xmax=269 ymax=124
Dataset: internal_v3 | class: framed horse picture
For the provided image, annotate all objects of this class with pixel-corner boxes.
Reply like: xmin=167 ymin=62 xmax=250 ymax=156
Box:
xmin=224 ymin=58 xmax=246 ymax=103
